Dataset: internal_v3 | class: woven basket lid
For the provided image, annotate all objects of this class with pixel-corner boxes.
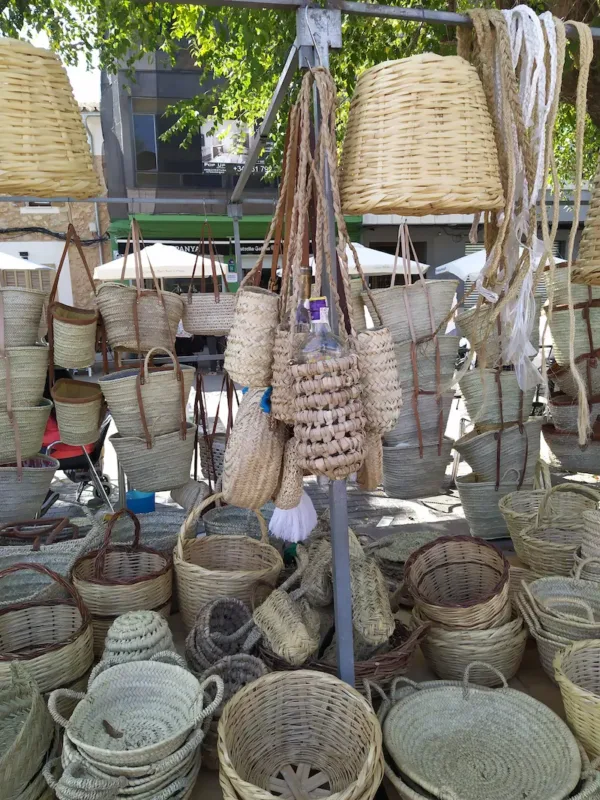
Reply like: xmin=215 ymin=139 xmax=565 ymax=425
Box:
xmin=383 ymin=669 xmax=581 ymax=800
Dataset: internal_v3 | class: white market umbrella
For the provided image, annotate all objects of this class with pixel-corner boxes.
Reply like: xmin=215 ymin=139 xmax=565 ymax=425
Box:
xmin=436 ymin=248 xmax=566 ymax=282
xmin=295 ymin=242 xmax=429 ymax=276
xmin=0 ymin=251 xmax=53 ymax=272
xmin=94 ymin=243 xmax=210 ymax=280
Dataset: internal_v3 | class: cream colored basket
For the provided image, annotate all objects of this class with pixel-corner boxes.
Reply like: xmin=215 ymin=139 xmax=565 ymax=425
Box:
xmin=340 ymin=54 xmax=504 ymax=216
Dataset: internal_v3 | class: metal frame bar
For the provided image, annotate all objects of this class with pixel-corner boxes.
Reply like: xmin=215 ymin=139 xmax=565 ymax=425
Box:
xmin=0 ymin=196 xmax=275 ymax=205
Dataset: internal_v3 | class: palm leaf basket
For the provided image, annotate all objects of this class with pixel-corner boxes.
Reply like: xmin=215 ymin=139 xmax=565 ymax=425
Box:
xmin=460 ymin=369 xmax=535 ymax=428
xmin=394 ymin=334 xmax=458 ymax=393
xmin=382 ymin=437 xmax=453 ymax=499
xmin=51 ymin=379 xmax=103 ymax=447
xmin=549 ymin=353 xmax=600 ymax=398
xmin=0 ymin=399 xmax=52 ymax=462
xmin=383 ymin=391 xmax=453 ymax=448
xmin=340 ymin=54 xmax=503 ymax=215
xmin=543 ymin=261 xmax=600 ymax=303
xmin=224 ymin=286 xmax=280 ymax=387
xmin=455 ymin=472 xmax=531 ymax=540
xmin=174 ymin=493 xmax=283 ymax=630
xmin=50 ymin=302 xmax=98 ymax=369
xmin=581 ymin=509 xmax=600 ymax=558
xmin=72 ymin=508 xmax=173 ymax=656
xmin=548 ymin=303 xmax=600 ymax=365
xmin=549 ymin=393 xmax=600 ymax=433
xmin=457 ymin=299 xmax=542 ymax=365
xmin=0 ymin=564 xmax=94 ymax=693
xmin=0 ymin=345 xmax=48 ymax=410
xmin=0 ymin=287 xmax=46 ymax=347
xmin=542 ymin=424 xmax=600 ymax=474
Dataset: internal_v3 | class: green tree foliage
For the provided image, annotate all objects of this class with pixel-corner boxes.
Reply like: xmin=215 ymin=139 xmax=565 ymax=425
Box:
xmin=2 ymin=0 xmax=598 ymax=182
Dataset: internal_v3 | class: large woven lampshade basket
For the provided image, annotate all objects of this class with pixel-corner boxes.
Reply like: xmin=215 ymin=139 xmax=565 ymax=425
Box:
xmin=0 ymin=38 xmax=101 ymax=198
xmin=340 ymin=53 xmax=504 ymax=216
xmin=218 ymin=670 xmax=383 ymax=800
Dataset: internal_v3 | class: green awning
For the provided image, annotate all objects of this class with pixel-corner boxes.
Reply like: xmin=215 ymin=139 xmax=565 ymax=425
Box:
xmin=109 ymin=214 xmax=363 ymax=242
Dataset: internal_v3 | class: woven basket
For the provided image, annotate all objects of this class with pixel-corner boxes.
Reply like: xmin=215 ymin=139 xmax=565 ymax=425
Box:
xmin=517 ymin=591 xmax=572 ymax=683
xmin=203 ymin=502 xmax=276 ymax=540
xmin=51 ymin=379 xmax=103 ymax=447
xmin=185 ymin=597 xmax=255 ymax=674
xmin=0 ymin=38 xmax=100 ymax=197
xmin=0 ymin=287 xmax=46 ymax=348
xmin=99 ymin=347 xmax=195 ymax=440
xmin=362 ymin=281 xmax=458 ymax=344
xmin=461 ymin=369 xmax=535 ymax=427
xmin=394 ymin=335 xmax=458 ymax=393
xmin=222 ymin=388 xmax=285 ymax=510
xmin=550 ymin=393 xmax=600 ymax=433
xmin=270 ymin=327 xmax=295 ymax=425
xmin=184 ymin=291 xmax=236 ymax=337
xmin=199 ymin=427 xmax=226 ymax=484
xmin=522 ymin=575 xmax=600 ymax=640
xmin=102 ymin=610 xmax=175 ymax=664
xmin=109 ymin=423 xmax=195 ymax=493
xmin=174 ymin=494 xmax=283 ymax=630
xmin=457 ymin=300 xmax=543 ymax=365
xmin=350 ymin=555 xmax=395 ymax=645
xmin=0 ymin=564 xmax=93 ymax=693
xmin=379 ymin=665 xmax=582 ymax=800
xmin=383 ymin=391 xmax=453 ymax=448
xmin=542 ymin=424 xmax=600 ymax=474
xmin=0 ymin=518 xmax=80 ymax=549
xmin=456 ymin=472 xmax=530 ymax=540
xmin=292 ymin=353 xmax=366 ymax=480
xmin=253 ymin=582 xmax=321 ymax=667
xmin=550 ymin=354 xmax=600 ymax=399
xmin=403 ymin=536 xmax=511 ymax=630
xmin=170 ymin=479 xmax=209 ymax=512
xmin=0 ymin=345 xmax=48 ymax=410
xmin=0 ymin=663 xmax=55 ymax=800
xmin=572 ymin=552 xmax=600 ymax=584
xmin=555 ymin=639 xmax=600 ymax=759
xmin=415 ymin=610 xmax=527 ymax=685
xmin=517 ymin=522 xmax=587 ymax=577
xmin=545 ymin=262 xmax=600 ymax=302
xmin=218 ymin=670 xmax=383 ymax=800
xmin=357 ymin=327 xmax=402 ymax=435
xmin=224 ymin=287 xmax=279 ymax=387
xmin=549 ymin=304 xmax=600 ymax=365
xmin=0 ymin=399 xmax=52 ymax=462
xmin=340 ymin=54 xmax=503 ymax=216
xmin=454 ymin=417 xmax=542 ymax=485
xmin=364 ymin=530 xmax=444 ymax=583
xmin=50 ymin=302 xmax=98 ymax=370
xmin=582 ymin=509 xmax=600 ymax=558
xmin=574 ymin=156 xmax=600 ymax=285
xmin=274 ymin=437 xmax=303 ymax=510
xmin=48 ymin=655 xmax=223 ymax=768
xmin=382 ymin=437 xmax=453 ymax=499
xmin=72 ymin=508 xmax=173 ymax=656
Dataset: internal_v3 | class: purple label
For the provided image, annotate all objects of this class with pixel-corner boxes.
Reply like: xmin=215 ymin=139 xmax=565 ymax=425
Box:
xmin=309 ymin=297 xmax=327 ymax=322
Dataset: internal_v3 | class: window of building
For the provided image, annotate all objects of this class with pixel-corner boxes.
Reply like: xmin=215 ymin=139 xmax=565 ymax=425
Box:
xmin=133 ymin=114 xmax=158 ymax=172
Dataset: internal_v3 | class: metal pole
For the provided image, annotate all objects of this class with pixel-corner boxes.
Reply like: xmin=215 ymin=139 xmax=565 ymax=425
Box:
xmin=299 ymin=7 xmax=354 ymax=687
xmin=232 ymin=213 xmax=244 ymax=283
xmin=82 ymin=447 xmax=115 ymax=512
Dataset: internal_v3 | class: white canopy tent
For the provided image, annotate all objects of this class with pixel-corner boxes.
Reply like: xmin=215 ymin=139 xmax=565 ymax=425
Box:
xmin=311 ymin=242 xmax=429 ymax=275
xmin=0 ymin=251 xmax=53 ymax=272
xmin=435 ymin=248 xmax=566 ymax=282
xmin=94 ymin=243 xmax=210 ymax=280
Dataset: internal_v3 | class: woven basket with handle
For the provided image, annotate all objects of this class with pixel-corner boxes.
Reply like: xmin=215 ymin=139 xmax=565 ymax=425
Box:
xmin=72 ymin=508 xmax=173 ymax=656
xmin=51 ymin=378 xmax=103 ymax=447
xmin=0 ymin=287 xmax=46 ymax=348
xmin=340 ymin=53 xmax=503 ymax=216
xmin=0 ymin=398 xmax=52 ymax=462
xmin=357 ymin=327 xmax=402 ymax=435
xmin=174 ymin=492 xmax=283 ymax=630
xmin=550 ymin=393 xmax=600 ymax=433
xmin=554 ymin=639 xmax=600 ymax=759
xmin=0 ymin=455 xmax=59 ymax=525
xmin=461 ymin=368 xmax=535 ymax=428
xmin=0 ymin=345 xmax=48 ymax=411
xmin=455 ymin=471 xmax=531 ymax=540
xmin=0 ymin=563 xmax=93 ymax=693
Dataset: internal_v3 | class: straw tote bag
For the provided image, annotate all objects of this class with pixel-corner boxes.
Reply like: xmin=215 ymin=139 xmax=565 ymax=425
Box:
xmin=97 ymin=220 xmax=184 ymax=354
xmin=99 ymin=347 xmax=195 ymax=439
xmin=195 ymin=370 xmax=236 ymax=486
xmin=340 ymin=53 xmax=504 ymax=216
xmin=183 ymin=225 xmax=236 ymax=335
xmin=222 ymin=388 xmax=286 ymax=509
xmin=51 ymin=378 xmax=104 ymax=446
xmin=48 ymin=224 xmax=99 ymax=373
xmin=0 ymin=456 xmax=59 ymax=525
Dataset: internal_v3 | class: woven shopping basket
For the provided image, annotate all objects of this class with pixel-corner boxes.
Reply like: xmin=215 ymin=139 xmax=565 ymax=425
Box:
xmin=403 ymin=535 xmax=511 ymax=629
xmin=72 ymin=508 xmax=173 ymax=656
xmin=455 ymin=471 xmax=530 ymax=540
xmin=0 ymin=286 xmax=46 ymax=348
xmin=384 ymin=391 xmax=453 ymax=448
xmin=218 ymin=670 xmax=383 ymax=800
xmin=224 ymin=286 xmax=279 ymax=387
xmin=183 ymin=226 xmax=236 ymax=335
xmin=542 ymin=423 xmax=600 ymax=474
xmin=340 ymin=54 xmax=503 ymax=216
xmin=110 ymin=422 xmax=196 ymax=493
xmin=356 ymin=326 xmax=402 ymax=435
xmin=550 ymin=393 xmax=600 ymax=433
xmin=394 ymin=334 xmax=458 ymax=393
xmin=522 ymin=575 xmax=600 ymax=640
xmin=544 ymin=261 xmax=600 ymax=303
xmin=0 ymin=455 xmax=59 ymax=526
xmin=97 ymin=220 xmax=184 ymax=354
xmin=461 ymin=368 xmax=535 ymax=428
xmin=175 ymin=492 xmax=283 ymax=630
xmin=457 ymin=300 xmax=543 ymax=366
xmin=99 ymin=347 xmax=195 ymax=439
xmin=548 ymin=302 xmax=600 ymax=365
xmin=550 ymin=353 xmax=600 ymax=399
xmin=0 ymin=563 xmax=93 ymax=693
xmin=48 ymin=225 xmax=99 ymax=372
xmin=517 ymin=522 xmax=592 ymax=577
xmin=0 ymin=345 xmax=48 ymax=411
xmin=51 ymin=379 xmax=103 ymax=446
xmin=0 ymin=398 xmax=52 ymax=462
xmin=382 ymin=437 xmax=453 ymax=499
xmin=555 ymin=639 xmax=600 ymax=759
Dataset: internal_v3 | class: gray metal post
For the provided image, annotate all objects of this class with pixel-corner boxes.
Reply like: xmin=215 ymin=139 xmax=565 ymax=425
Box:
xmin=228 ymin=203 xmax=245 ymax=283
xmin=299 ymin=7 xmax=354 ymax=687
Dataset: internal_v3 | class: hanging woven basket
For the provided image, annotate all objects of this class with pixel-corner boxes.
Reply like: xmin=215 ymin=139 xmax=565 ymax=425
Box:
xmin=0 ymin=38 xmax=101 ymax=198
xmin=461 ymin=369 xmax=535 ymax=428
xmin=549 ymin=393 xmax=600 ymax=433
xmin=394 ymin=334 xmax=458 ymax=393
xmin=542 ymin=423 xmax=600 ymax=474
xmin=457 ymin=300 xmax=543 ymax=366
xmin=0 ymin=455 xmax=59 ymax=525
xmin=51 ymin=379 xmax=103 ymax=446
xmin=544 ymin=262 xmax=600 ymax=303
xmin=224 ymin=287 xmax=280 ymax=387
xmin=0 ymin=398 xmax=52 ymax=462
xmin=340 ymin=54 xmax=504 ymax=216
xmin=274 ymin=437 xmax=304 ymax=510
xmin=574 ymin=156 xmax=600 ymax=285
xmin=72 ymin=508 xmax=173 ymax=656
xmin=0 ymin=287 xmax=46 ymax=348
xmin=548 ymin=302 xmax=600 ymax=365
xmin=0 ymin=345 xmax=48 ymax=410
xmin=357 ymin=327 xmax=402 ymax=435
xmin=270 ymin=327 xmax=296 ymax=425
xmin=383 ymin=391 xmax=453 ymax=448
xmin=549 ymin=352 xmax=600 ymax=398
xmin=183 ymin=227 xmax=237 ymax=335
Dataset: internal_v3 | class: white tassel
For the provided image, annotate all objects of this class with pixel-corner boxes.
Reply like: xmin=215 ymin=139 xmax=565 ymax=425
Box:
xmin=269 ymin=491 xmax=317 ymax=543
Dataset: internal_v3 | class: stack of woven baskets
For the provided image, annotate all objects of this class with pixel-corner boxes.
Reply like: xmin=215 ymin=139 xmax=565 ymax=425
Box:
xmin=46 ymin=653 xmax=223 ymax=799
xmin=99 ymin=347 xmax=196 ymax=492
xmin=0 ymin=280 xmax=58 ymax=525
xmin=454 ymin=366 xmax=542 ymax=539
xmin=555 ymin=639 xmax=600 ymax=762
xmin=405 ymin=536 xmax=527 ymax=685
xmin=2 ymin=663 xmax=57 ymax=800
xmin=499 ymin=483 xmax=600 ymax=577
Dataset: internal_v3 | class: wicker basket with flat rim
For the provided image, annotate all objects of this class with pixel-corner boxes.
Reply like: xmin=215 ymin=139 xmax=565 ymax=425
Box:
xmin=51 ymin=378 xmax=103 ymax=447
xmin=72 ymin=508 xmax=173 ymax=656
xmin=403 ymin=535 xmax=511 ymax=630
xmin=340 ymin=54 xmax=504 ymax=216
xmin=174 ymin=492 xmax=283 ymax=630
xmin=0 ymin=563 xmax=93 ymax=693
xmin=378 ymin=663 xmax=582 ymax=800
xmin=554 ymin=639 xmax=600 ymax=759
xmin=0 ymin=287 xmax=46 ymax=348
xmin=550 ymin=393 xmax=600 ymax=433
xmin=98 ymin=347 xmax=195 ymax=440
xmin=0 ymin=345 xmax=48 ymax=410
xmin=0 ymin=399 xmax=52 ymax=462
xmin=48 ymin=653 xmax=224 ymax=768
xmin=218 ymin=670 xmax=383 ymax=800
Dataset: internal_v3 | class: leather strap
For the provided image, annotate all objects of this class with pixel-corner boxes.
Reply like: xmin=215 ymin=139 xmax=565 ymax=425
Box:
xmin=188 ymin=223 xmax=230 ymax=304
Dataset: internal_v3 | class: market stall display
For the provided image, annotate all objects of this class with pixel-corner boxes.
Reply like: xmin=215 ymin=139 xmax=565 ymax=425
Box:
xmin=184 ymin=225 xmax=237 ymax=336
